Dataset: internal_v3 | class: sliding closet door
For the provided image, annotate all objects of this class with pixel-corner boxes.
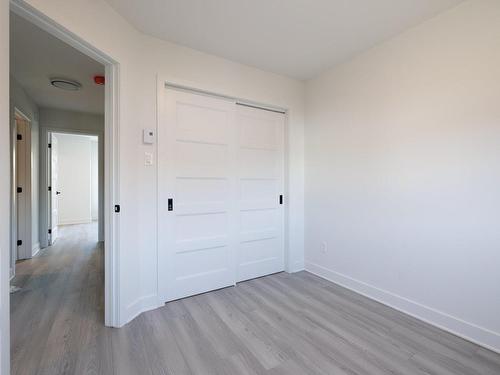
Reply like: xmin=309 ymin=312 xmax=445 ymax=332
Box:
xmin=159 ymin=87 xmax=286 ymax=302
xmin=235 ymin=105 xmax=285 ymax=282
xmin=159 ymin=89 xmax=237 ymax=302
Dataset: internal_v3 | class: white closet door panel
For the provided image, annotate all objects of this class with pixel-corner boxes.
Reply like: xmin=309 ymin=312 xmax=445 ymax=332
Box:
xmin=236 ymin=105 xmax=285 ymax=282
xmin=176 ymin=235 xmax=229 ymax=253
xmin=172 ymin=247 xmax=232 ymax=300
xmin=239 ymin=149 xmax=278 ymax=179
xmin=176 ymin=101 xmax=231 ymax=144
xmin=159 ymin=89 xmax=237 ymax=302
xmin=239 ymin=112 xmax=278 ymax=150
xmin=176 ymin=177 xmax=229 ymax=203
xmin=175 ymin=177 xmax=229 ymax=215
xmin=239 ymin=239 xmax=281 ymax=263
xmin=240 ymin=229 xmax=278 ymax=243
xmin=176 ymin=212 xmax=228 ymax=240
xmin=239 ymin=179 xmax=278 ymax=210
xmin=175 ymin=141 xmax=230 ymax=178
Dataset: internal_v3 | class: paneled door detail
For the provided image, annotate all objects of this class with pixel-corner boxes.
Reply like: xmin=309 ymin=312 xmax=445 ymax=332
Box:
xmin=159 ymin=89 xmax=237 ymax=302
xmin=159 ymin=88 xmax=285 ymax=302
xmin=235 ymin=105 xmax=285 ymax=282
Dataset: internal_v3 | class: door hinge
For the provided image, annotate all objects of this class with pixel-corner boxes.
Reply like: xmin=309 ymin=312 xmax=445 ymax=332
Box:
xmin=279 ymin=194 xmax=283 ymax=205
xmin=17 ymin=187 xmax=22 ymax=193
xmin=48 ymin=186 xmax=52 ymax=191
xmin=17 ymin=134 xmax=22 ymax=140
xmin=114 ymin=205 xmax=120 ymax=213
xmin=48 ymin=143 xmax=52 ymax=148
xmin=48 ymin=229 xmax=52 ymax=234
xmin=17 ymin=240 xmax=22 ymax=246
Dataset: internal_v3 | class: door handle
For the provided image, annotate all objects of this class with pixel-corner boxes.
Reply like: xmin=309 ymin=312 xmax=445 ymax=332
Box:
xmin=168 ymin=198 xmax=174 ymax=211
xmin=56 ymin=191 xmax=61 ymax=195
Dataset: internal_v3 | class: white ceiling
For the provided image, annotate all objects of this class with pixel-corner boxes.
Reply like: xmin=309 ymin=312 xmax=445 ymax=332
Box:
xmin=10 ymin=13 xmax=105 ymax=114
xmin=105 ymin=0 xmax=463 ymax=80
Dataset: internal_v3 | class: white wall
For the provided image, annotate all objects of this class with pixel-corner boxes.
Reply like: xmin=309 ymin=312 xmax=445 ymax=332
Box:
xmin=39 ymin=108 xmax=104 ymax=244
xmin=40 ymin=108 xmax=104 ymax=133
xmin=0 ymin=0 xmax=9 ymax=371
xmin=23 ymin=0 xmax=305 ymax=325
xmin=305 ymin=0 xmax=500 ymax=352
xmin=55 ymin=133 xmax=96 ymax=226
xmin=91 ymin=139 xmax=98 ymax=221
xmin=10 ymin=77 xmax=40 ymax=257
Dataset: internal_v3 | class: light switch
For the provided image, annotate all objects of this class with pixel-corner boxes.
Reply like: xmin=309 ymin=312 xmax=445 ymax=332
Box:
xmin=144 ymin=152 xmax=153 ymax=166
xmin=143 ymin=129 xmax=155 ymax=144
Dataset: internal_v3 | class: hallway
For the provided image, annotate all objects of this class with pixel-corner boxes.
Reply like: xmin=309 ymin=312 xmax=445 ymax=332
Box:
xmin=10 ymin=223 xmax=106 ymax=375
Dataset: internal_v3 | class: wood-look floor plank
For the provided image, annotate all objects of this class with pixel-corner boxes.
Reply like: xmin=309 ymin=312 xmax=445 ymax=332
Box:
xmin=201 ymin=290 xmax=289 ymax=370
xmin=256 ymin=276 xmax=424 ymax=373
xmin=11 ymin=223 xmax=500 ymax=375
xmin=237 ymin=279 xmax=410 ymax=375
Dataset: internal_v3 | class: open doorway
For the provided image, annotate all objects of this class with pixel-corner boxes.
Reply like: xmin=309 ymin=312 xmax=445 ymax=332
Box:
xmin=8 ymin=5 xmax=119 ymax=373
xmin=10 ymin=110 xmax=32 ymax=283
xmin=47 ymin=132 xmax=100 ymax=245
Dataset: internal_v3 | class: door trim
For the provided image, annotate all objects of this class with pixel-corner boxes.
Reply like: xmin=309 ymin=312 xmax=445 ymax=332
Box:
xmin=164 ymin=81 xmax=287 ymax=114
xmin=42 ymin=129 xmax=104 ymax=246
xmin=9 ymin=0 xmax=121 ymax=332
xmin=10 ymin=108 xmax=32 ymax=278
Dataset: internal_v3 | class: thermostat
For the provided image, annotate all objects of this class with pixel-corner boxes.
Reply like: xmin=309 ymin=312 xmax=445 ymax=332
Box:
xmin=143 ymin=129 xmax=155 ymax=144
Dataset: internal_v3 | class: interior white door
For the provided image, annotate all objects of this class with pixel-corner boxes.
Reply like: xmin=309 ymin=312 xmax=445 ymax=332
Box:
xmin=159 ymin=89 xmax=238 ymax=302
xmin=49 ymin=133 xmax=59 ymax=244
xmin=15 ymin=119 xmax=28 ymax=259
xmin=235 ymin=105 xmax=285 ymax=282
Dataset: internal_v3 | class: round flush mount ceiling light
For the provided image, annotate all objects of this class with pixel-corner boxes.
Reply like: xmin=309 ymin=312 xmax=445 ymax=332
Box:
xmin=49 ymin=78 xmax=82 ymax=91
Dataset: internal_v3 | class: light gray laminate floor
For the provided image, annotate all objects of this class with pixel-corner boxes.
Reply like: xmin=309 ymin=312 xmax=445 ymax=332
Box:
xmin=11 ymin=223 xmax=500 ymax=375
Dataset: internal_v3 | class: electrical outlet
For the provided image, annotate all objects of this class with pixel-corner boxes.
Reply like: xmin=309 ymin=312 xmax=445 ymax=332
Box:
xmin=321 ymin=241 xmax=328 ymax=254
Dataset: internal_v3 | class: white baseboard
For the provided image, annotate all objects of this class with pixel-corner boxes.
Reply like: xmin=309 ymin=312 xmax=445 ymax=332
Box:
xmin=122 ymin=294 xmax=162 ymax=327
xmin=31 ymin=242 xmax=41 ymax=257
xmin=58 ymin=219 xmax=92 ymax=226
xmin=305 ymin=261 xmax=500 ymax=354
xmin=290 ymin=260 xmax=305 ymax=273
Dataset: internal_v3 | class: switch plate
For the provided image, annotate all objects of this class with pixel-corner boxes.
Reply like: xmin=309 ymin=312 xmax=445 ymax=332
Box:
xmin=143 ymin=129 xmax=155 ymax=144
xmin=321 ymin=241 xmax=328 ymax=254
xmin=144 ymin=152 xmax=153 ymax=166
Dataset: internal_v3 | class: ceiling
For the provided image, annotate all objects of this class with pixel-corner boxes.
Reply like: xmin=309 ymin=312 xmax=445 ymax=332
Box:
xmin=10 ymin=13 xmax=105 ymax=114
xmin=105 ymin=0 xmax=463 ymax=80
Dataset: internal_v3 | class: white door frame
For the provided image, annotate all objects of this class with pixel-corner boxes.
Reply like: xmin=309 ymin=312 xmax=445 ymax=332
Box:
xmin=9 ymin=0 xmax=121 ymax=334
xmin=42 ymin=129 xmax=104 ymax=245
xmin=10 ymin=108 xmax=32 ymax=279
xmin=47 ymin=131 xmax=59 ymax=245
xmin=156 ymin=76 xmax=292 ymax=300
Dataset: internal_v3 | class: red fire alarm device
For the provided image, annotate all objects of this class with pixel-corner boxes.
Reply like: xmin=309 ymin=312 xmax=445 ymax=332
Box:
xmin=94 ymin=75 xmax=105 ymax=85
